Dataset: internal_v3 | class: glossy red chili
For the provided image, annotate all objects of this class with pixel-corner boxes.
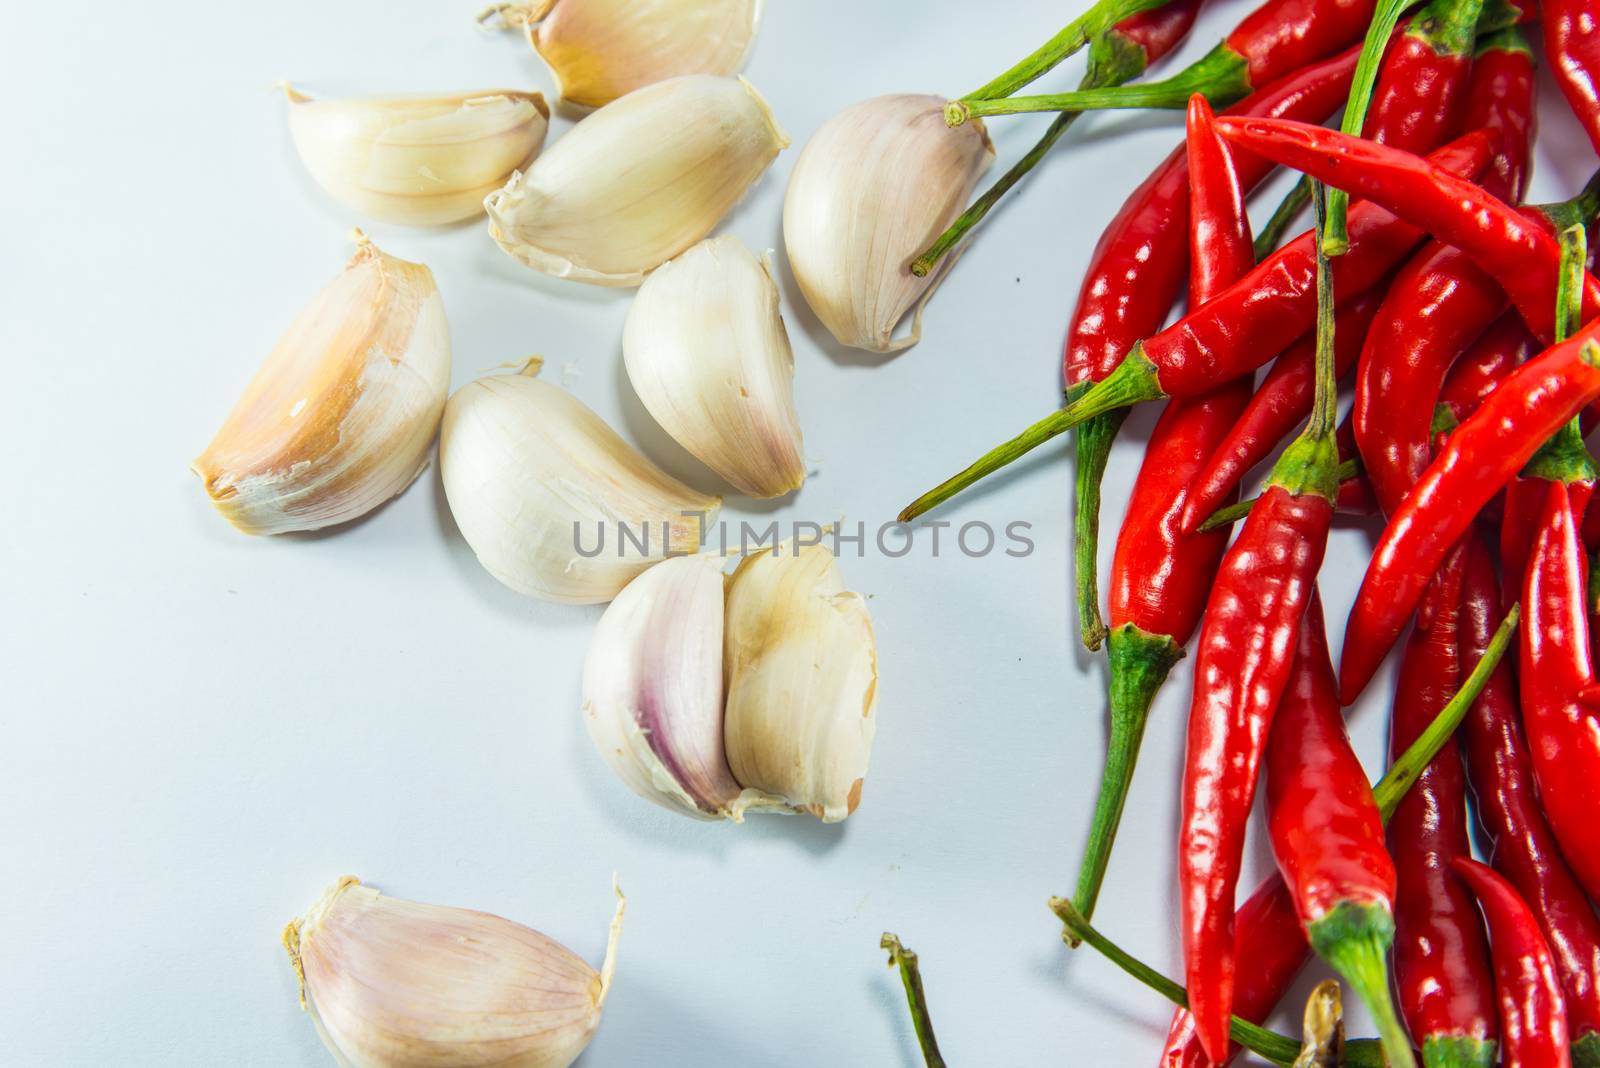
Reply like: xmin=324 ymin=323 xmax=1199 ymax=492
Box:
xmin=1264 ymin=591 xmax=1413 ymax=1068
xmin=1110 ymin=0 xmax=1206 ymax=66
xmin=1179 ymin=291 xmax=1382 ymax=535
xmin=1158 ymin=876 xmax=1309 ymax=1068
xmin=1545 ymin=0 xmax=1600 ymax=157
xmin=1209 ymin=118 xmax=1600 ymax=344
xmin=1461 ymin=28 xmax=1536 ymax=204
xmin=1388 ymin=547 xmax=1499 ymax=1066
xmin=1338 ymin=324 xmax=1600 ymax=702
xmin=1073 ymin=95 xmax=1255 ymax=921
xmin=1436 ymin=311 xmax=1536 ymax=425
xmin=1453 ymin=858 xmax=1574 ymax=1068
xmin=1065 ymin=47 xmax=1359 ymax=647
xmin=898 ymin=134 xmax=1492 ymax=523
xmin=1461 ymin=538 xmax=1600 ymax=1060
xmin=1521 ymin=481 xmax=1600 ymax=905
xmin=1363 ymin=0 xmax=1480 ymax=150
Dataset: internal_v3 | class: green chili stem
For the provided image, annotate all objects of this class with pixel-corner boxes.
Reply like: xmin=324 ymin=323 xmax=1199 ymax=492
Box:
xmin=1375 ymin=604 xmax=1520 ymax=821
xmin=1323 ymin=0 xmax=1426 ymax=254
xmin=1558 ymin=223 xmax=1587 ymax=345
xmin=1520 ymin=225 xmax=1597 ymax=482
xmin=881 ymin=934 xmax=949 ymax=1068
xmin=960 ymin=0 xmax=1175 ymax=102
xmin=1197 ymin=458 xmax=1361 ymax=532
xmin=1254 ymin=177 xmax=1313 ymax=262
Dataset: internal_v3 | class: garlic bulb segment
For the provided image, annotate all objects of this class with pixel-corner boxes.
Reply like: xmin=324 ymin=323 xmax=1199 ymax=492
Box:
xmin=284 ymin=876 xmax=624 ymax=1068
xmin=723 ymin=543 xmax=878 ymax=822
xmin=583 ymin=554 xmax=763 ymax=819
xmin=782 ymin=95 xmax=994 ymax=352
xmin=285 ymin=87 xmax=550 ymax=226
xmin=623 ymin=236 xmax=805 ymax=498
xmin=485 ymin=0 xmax=763 ymax=109
xmin=438 ymin=367 xmax=721 ymax=603
xmin=485 ymin=75 xmax=788 ymax=287
xmin=192 ymin=233 xmax=450 ymax=535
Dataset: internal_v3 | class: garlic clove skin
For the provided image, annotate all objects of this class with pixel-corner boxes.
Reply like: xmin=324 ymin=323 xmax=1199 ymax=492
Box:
xmin=284 ymin=876 xmax=623 ymax=1068
xmin=583 ymin=554 xmax=773 ymax=820
xmin=623 ymin=235 xmax=805 ymax=498
xmin=286 ymin=87 xmax=550 ymax=226
xmin=192 ymin=233 xmax=450 ymax=535
xmin=723 ymin=543 xmax=878 ymax=822
xmin=485 ymin=75 xmax=787 ymax=287
xmin=439 ymin=366 xmax=721 ymax=603
xmin=782 ymin=95 xmax=994 ymax=353
xmin=498 ymin=0 xmax=763 ymax=110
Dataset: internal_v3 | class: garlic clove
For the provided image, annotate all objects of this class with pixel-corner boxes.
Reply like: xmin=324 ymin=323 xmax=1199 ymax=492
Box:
xmin=486 ymin=0 xmax=763 ymax=110
xmin=723 ymin=543 xmax=878 ymax=822
xmin=286 ymin=87 xmax=550 ymax=226
xmin=623 ymin=235 xmax=805 ymax=498
xmin=284 ymin=876 xmax=623 ymax=1068
xmin=782 ymin=94 xmax=994 ymax=353
xmin=192 ymin=232 xmax=450 ymax=535
xmin=439 ymin=365 xmax=721 ymax=603
xmin=583 ymin=554 xmax=772 ymax=820
xmin=485 ymin=75 xmax=787 ymax=287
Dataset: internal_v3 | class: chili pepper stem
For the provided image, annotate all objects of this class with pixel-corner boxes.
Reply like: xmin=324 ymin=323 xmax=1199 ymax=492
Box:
xmin=1414 ymin=1035 xmax=1497 ymax=1068
xmin=957 ymin=0 xmax=1173 ymax=103
xmin=1073 ymin=406 xmax=1129 ymax=650
xmin=1200 ymin=457 xmax=1362 ymax=531
xmin=1308 ymin=902 xmax=1417 ymax=1068
xmin=1574 ymin=1033 xmax=1600 ymax=1068
xmin=1070 ymin=623 xmax=1184 ymax=922
xmin=1521 ymin=226 xmax=1598 ymax=485
xmin=881 ymin=934 xmax=949 ymax=1068
xmin=1255 ymin=177 xmax=1313 ymax=261
xmin=898 ymin=348 xmax=1163 ymax=521
xmin=1050 ymin=896 xmax=1393 ymax=1068
xmin=949 ymin=45 xmax=1252 ymax=125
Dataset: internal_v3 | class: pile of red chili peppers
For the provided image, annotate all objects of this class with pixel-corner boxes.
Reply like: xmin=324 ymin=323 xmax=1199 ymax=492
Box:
xmin=895 ymin=0 xmax=1600 ymax=1063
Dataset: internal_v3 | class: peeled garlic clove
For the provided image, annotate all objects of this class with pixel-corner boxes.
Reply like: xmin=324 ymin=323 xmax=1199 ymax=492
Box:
xmin=284 ymin=876 xmax=623 ymax=1068
xmin=723 ymin=543 xmax=878 ymax=822
xmin=783 ymin=95 xmax=994 ymax=352
xmin=489 ymin=0 xmax=763 ymax=109
xmin=485 ymin=75 xmax=787 ymax=287
xmin=623 ymin=235 xmax=805 ymax=498
xmin=439 ymin=366 xmax=720 ymax=603
xmin=192 ymin=233 xmax=450 ymax=534
xmin=286 ymin=87 xmax=550 ymax=226
xmin=583 ymin=554 xmax=759 ymax=819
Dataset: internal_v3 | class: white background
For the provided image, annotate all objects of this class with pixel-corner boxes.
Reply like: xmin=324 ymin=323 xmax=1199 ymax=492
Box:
xmin=3 ymin=1 xmax=1596 ymax=1064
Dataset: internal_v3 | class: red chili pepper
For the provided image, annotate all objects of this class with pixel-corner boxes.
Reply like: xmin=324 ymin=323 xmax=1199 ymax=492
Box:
xmin=1354 ymin=240 xmax=1512 ymax=516
xmin=1364 ymin=0 xmax=1481 ymax=150
xmin=1179 ymin=188 xmax=1342 ymax=1063
xmin=1452 ymin=858 xmax=1574 ymax=1068
xmin=1179 ymin=291 xmax=1383 ymax=535
xmin=951 ymin=0 xmax=1380 ymax=125
xmin=1521 ymin=480 xmax=1600 ymax=905
xmin=1264 ymin=591 xmax=1413 ymax=1068
xmin=1110 ymin=0 xmax=1207 ymax=76
xmin=1338 ymin=324 xmax=1600 ymax=702
xmin=1158 ymin=876 xmax=1308 ymax=1068
xmin=1066 ymin=47 xmax=1359 ymax=648
xmin=1461 ymin=538 xmax=1600 ymax=1062
xmin=899 ymin=133 xmax=1492 ymax=522
xmin=1073 ymin=95 xmax=1256 ymax=921
xmin=1545 ymin=0 xmax=1600 ymax=157
xmin=1209 ymin=118 xmax=1600 ymax=344
xmin=1387 ymin=546 xmax=1499 ymax=1066
xmin=1436 ymin=311 xmax=1537 ymax=425
xmin=1461 ymin=28 xmax=1536 ymax=205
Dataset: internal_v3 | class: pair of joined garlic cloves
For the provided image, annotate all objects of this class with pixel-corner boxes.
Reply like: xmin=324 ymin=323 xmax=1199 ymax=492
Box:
xmin=439 ymin=362 xmax=720 ymax=604
xmin=480 ymin=0 xmax=763 ymax=109
xmin=624 ymin=235 xmax=806 ymax=499
xmin=486 ymin=74 xmax=787 ymax=287
xmin=285 ymin=876 xmax=623 ymax=1068
xmin=584 ymin=542 xmax=877 ymax=823
xmin=285 ymin=87 xmax=550 ymax=226
xmin=192 ymin=232 xmax=450 ymax=535
xmin=784 ymin=95 xmax=994 ymax=353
